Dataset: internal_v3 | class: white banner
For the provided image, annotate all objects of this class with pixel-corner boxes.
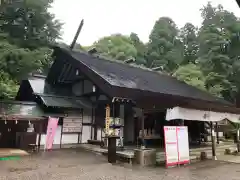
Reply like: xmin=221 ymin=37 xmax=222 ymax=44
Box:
xmin=164 ymin=126 xmax=190 ymax=167
xmin=177 ymin=126 xmax=190 ymax=164
xmin=166 ymin=106 xmax=240 ymax=123
xmin=164 ymin=126 xmax=178 ymax=167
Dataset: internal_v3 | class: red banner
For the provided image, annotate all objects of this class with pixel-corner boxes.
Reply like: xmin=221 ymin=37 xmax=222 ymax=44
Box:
xmin=45 ymin=117 xmax=59 ymax=150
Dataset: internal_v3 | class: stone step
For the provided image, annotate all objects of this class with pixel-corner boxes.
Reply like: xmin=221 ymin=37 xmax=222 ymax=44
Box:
xmin=156 ymin=153 xmax=221 ymax=163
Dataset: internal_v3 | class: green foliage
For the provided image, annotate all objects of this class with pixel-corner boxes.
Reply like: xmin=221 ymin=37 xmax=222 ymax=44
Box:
xmin=0 ymin=0 xmax=60 ymax=99
xmin=129 ymin=32 xmax=147 ymax=65
xmin=0 ymin=71 xmax=18 ymax=99
xmin=146 ymin=17 xmax=183 ymax=72
xmin=180 ymin=23 xmax=198 ymax=64
xmin=93 ymin=34 xmax=138 ymax=61
xmin=0 ymin=0 xmax=62 ymax=49
xmin=173 ymin=64 xmax=206 ymax=91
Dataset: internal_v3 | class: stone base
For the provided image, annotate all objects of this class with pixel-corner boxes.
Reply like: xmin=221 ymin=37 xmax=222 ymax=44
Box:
xmin=200 ymin=151 xmax=207 ymax=160
xmin=134 ymin=148 xmax=156 ymax=166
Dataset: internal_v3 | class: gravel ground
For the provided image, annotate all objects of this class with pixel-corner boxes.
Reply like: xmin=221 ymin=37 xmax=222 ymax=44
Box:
xmin=0 ymin=149 xmax=240 ymax=180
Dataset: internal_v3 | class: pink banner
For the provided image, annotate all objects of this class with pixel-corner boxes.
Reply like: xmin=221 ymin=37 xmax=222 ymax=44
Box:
xmin=45 ymin=117 xmax=59 ymax=150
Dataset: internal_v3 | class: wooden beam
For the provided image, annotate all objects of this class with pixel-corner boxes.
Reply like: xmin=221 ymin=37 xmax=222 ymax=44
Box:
xmin=57 ymin=63 xmax=67 ymax=82
xmin=64 ymin=65 xmax=73 ymax=82
xmin=58 ymin=63 xmax=72 ymax=83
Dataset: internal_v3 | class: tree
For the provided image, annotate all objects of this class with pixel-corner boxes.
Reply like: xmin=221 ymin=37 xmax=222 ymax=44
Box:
xmin=146 ymin=17 xmax=183 ymax=72
xmin=180 ymin=23 xmax=199 ymax=64
xmin=129 ymin=32 xmax=147 ymax=65
xmin=173 ymin=64 xmax=206 ymax=91
xmin=93 ymin=34 xmax=138 ymax=61
xmin=0 ymin=0 xmax=62 ymax=49
xmin=0 ymin=0 xmax=60 ymax=99
xmin=0 ymin=40 xmax=52 ymax=80
xmin=0 ymin=71 xmax=18 ymax=100
xmin=198 ymin=3 xmax=238 ymax=100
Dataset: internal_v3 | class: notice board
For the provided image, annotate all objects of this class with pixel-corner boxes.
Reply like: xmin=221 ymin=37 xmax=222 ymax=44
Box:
xmin=164 ymin=126 xmax=190 ymax=167
xmin=63 ymin=116 xmax=83 ymax=133
xmin=163 ymin=126 xmax=178 ymax=167
xmin=176 ymin=126 xmax=190 ymax=164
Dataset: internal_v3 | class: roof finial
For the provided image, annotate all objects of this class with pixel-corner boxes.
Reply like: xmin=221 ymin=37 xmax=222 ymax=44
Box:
xmin=70 ymin=19 xmax=84 ymax=50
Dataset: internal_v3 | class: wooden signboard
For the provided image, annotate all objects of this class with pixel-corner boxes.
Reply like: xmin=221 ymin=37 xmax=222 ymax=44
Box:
xmin=63 ymin=116 xmax=83 ymax=133
xmin=105 ymin=105 xmax=110 ymax=135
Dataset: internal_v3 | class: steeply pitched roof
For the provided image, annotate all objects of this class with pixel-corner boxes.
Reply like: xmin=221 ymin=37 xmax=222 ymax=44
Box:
xmin=54 ymin=47 xmax=231 ymax=106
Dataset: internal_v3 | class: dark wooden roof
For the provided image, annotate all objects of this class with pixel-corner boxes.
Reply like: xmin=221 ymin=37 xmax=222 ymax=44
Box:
xmin=38 ymin=94 xmax=92 ymax=109
xmin=49 ymin=47 xmax=233 ymax=110
xmin=17 ymin=75 xmax=93 ymax=109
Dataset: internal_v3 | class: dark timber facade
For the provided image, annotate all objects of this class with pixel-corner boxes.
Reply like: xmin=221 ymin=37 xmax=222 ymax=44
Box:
xmin=12 ymin=46 xmax=240 ymax=149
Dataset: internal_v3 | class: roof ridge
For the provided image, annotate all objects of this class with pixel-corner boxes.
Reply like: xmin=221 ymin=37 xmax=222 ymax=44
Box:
xmin=63 ymin=47 xmax=169 ymax=76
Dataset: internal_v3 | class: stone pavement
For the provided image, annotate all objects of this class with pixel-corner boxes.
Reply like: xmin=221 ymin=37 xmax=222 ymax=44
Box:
xmin=0 ymin=149 xmax=240 ymax=180
xmin=218 ymin=154 xmax=240 ymax=163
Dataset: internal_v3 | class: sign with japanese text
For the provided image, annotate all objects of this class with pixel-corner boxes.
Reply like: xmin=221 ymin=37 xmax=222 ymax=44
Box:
xmin=105 ymin=105 xmax=110 ymax=135
xmin=176 ymin=126 xmax=190 ymax=164
xmin=63 ymin=116 xmax=83 ymax=133
xmin=164 ymin=126 xmax=190 ymax=167
xmin=164 ymin=126 xmax=178 ymax=167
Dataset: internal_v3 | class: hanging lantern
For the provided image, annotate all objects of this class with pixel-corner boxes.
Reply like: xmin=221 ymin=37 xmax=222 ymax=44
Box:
xmin=15 ymin=120 xmax=18 ymax=124
xmin=4 ymin=120 xmax=7 ymax=124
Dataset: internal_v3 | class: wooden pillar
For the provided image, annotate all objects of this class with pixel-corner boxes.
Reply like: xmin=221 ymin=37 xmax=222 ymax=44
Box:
xmin=141 ymin=109 xmax=145 ymax=149
xmin=38 ymin=121 xmax=42 ymax=151
xmin=237 ymin=128 xmax=240 ymax=152
xmin=60 ymin=121 xmax=63 ymax=149
xmin=215 ymin=122 xmax=219 ymax=144
xmin=93 ymin=107 xmax=97 ymax=140
xmin=211 ymin=122 xmax=217 ymax=160
xmin=91 ymin=107 xmax=93 ymax=140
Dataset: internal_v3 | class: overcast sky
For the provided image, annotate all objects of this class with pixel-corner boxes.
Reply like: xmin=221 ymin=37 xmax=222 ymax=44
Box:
xmin=50 ymin=0 xmax=240 ymax=46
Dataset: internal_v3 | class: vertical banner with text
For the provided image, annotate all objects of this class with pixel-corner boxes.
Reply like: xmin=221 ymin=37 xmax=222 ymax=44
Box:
xmin=164 ymin=126 xmax=178 ymax=167
xmin=45 ymin=117 xmax=59 ymax=150
xmin=105 ymin=105 xmax=110 ymax=135
xmin=177 ymin=126 xmax=190 ymax=164
xmin=164 ymin=126 xmax=190 ymax=167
